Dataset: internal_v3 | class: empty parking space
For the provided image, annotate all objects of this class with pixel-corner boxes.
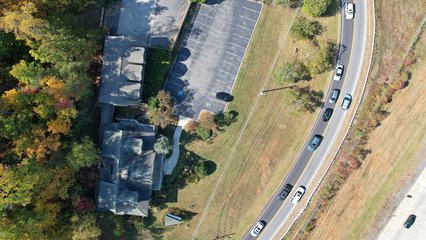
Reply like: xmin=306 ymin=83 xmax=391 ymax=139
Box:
xmin=165 ymin=0 xmax=262 ymax=118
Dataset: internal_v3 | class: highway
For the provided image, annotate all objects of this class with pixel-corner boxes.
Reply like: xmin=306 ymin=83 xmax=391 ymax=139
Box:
xmin=377 ymin=167 xmax=426 ymax=240
xmin=243 ymin=0 xmax=369 ymax=239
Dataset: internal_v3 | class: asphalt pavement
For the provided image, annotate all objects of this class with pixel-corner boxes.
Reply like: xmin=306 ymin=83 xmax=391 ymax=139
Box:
xmin=377 ymin=167 xmax=426 ymax=240
xmin=165 ymin=0 xmax=262 ymax=119
xmin=244 ymin=0 xmax=369 ymax=239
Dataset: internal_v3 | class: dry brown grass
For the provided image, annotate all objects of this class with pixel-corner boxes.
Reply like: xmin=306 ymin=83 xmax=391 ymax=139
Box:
xmin=284 ymin=0 xmax=426 ymax=239
xmin=372 ymin=0 xmax=426 ymax=83
xmin=311 ymin=58 xmax=426 ymax=239
xmin=154 ymin=5 xmax=339 ymax=240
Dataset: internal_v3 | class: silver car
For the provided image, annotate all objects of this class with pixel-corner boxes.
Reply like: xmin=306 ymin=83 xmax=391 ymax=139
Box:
xmin=341 ymin=94 xmax=352 ymax=110
xmin=333 ymin=64 xmax=344 ymax=81
xmin=329 ymin=89 xmax=340 ymax=104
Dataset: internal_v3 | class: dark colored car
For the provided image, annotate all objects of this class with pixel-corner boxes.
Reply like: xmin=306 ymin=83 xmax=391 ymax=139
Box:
xmin=278 ymin=184 xmax=294 ymax=201
xmin=216 ymin=92 xmax=234 ymax=102
xmin=308 ymin=135 xmax=323 ymax=152
xmin=323 ymin=108 xmax=333 ymax=122
xmin=404 ymin=214 xmax=416 ymax=229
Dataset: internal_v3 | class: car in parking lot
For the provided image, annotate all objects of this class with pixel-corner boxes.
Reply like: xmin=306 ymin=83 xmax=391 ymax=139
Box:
xmin=216 ymin=92 xmax=234 ymax=102
xmin=322 ymin=108 xmax=333 ymax=122
xmin=404 ymin=214 xmax=416 ymax=229
xmin=341 ymin=94 xmax=352 ymax=110
xmin=250 ymin=220 xmax=266 ymax=237
xmin=333 ymin=64 xmax=344 ymax=81
xmin=345 ymin=2 xmax=354 ymax=19
xmin=329 ymin=89 xmax=340 ymax=104
xmin=308 ymin=135 xmax=323 ymax=151
xmin=291 ymin=186 xmax=306 ymax=204
xmin=278 ymin=184 xmax=293 ymax=201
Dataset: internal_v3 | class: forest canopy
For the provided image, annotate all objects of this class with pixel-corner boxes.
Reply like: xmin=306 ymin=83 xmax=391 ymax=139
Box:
xmin=0 ymin=0 xmax=105 ymax=238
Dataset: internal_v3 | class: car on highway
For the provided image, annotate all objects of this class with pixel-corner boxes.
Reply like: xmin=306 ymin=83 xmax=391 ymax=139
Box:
xmin=308 ymin=135 xmax=323 ymax=152
xmin=341 ymin=94 xmax=352 ymax=110
xmin=278 ymin=184 xmax=293 ymax=201
xmin=322 ymin=108 xmax=333 ymax=122
xmin=250 ymin=220 xmax=266 ymax=237
xmin=333 ymin=64 xmax=344 ymax=81
xmin=329 ymin=89 xmax=340 ymax=104
xmin=291 ymin=186 xmax=306 ymax=204
xmin=345 ymin=2 xmax=354 ymax=19
xmin=404 ymin=214 xmax=416 ymax=229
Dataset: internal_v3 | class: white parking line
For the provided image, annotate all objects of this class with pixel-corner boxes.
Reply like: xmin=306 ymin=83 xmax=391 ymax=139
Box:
xmin=181 ymin=45 xmax=199 ymax=53
xmin=207 ymin=96 xmax=226 ymax=105
xmin=187 ymin=37 xmax=204 ymax=45
xmin=236 ymin=24 xmax=253 ymax=32
xmin=222 ymin=60 xmax=240 ymax=68
xmin=228 ymin=42 xmax=246 ymax=50
xmin=194 ymin=20 xmax=211 ymax=28
xmin=242 ymin=6 xmax=260 ymax=14
xmin=240 ymin=15 xmax=257 ymax=23
xmin=198 ymin=12 xmax=213 ymax=19
xmin=215 ymin=78 xmax=231 ymax=86
xmin=218 ymin=69 xmax=236 ymax=77
xmin=225 ymin=51 xmax=243 ymax=59
xmin=232 ymin=33 xmax=250 ymax=41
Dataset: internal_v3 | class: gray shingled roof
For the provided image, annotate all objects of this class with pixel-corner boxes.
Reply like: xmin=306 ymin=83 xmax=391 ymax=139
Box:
xmin=98 ymin=36 xmax=146 ymax=106
xmin=97 ymin=119 xmax=163 ymax=217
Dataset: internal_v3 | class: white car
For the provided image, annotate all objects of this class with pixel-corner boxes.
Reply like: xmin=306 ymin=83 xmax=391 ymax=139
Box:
xmin=345 ymin=3 xmax=354 ymax=19
xmin=341 ymin=94 xmax=352 ymax=110
xmin=250 ymin=221 xmax=266 ymax=237
xmin=333 ymin=64 xmax=344 ymax=81
xmin=291 ymin=186 xmax=306 ymax=204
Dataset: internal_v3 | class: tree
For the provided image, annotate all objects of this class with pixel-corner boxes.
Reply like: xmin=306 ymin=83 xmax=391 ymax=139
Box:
xmin=10 ymin=60 xmax=45 ymax=87
xmin=285 ymin=87 xmax=323 ymax=113
xmin=214 ymin=111 xmax=238 ymax=128
xmin=153 ymin=135 xmax=169 ymax=155
xmin=195 ymin=161 xmax=208 ymax=179
xmin=148 ymin=90 xmax=178 ymax=128
xmin=275 ymin=61 xmax=310 ymax=84
xmin=303 ymin=0 xmax=332 ymax=17
xmin=71 ymin=214 xmax=102 ymax=240
xmin=290 ymin=17 xmax=324 ymax=41
xmin=306 ymin=40 xmax=336 ymax=75
xmin=191 ymin=0 xmax=206 ymax=3
xmin=66 ymin=136 xmax=99 ymax=170
xmin=0 ymin=2 xmax=49 ymax=42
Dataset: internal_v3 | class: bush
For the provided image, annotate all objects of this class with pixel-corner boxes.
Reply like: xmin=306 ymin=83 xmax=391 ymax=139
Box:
xmin=195 ymin=161 xmax=208 ymax=178
xmin=290 ymin=17 xmax=324 ymax=41
xmin=303 ymin=0 xmax=332 ymax=17
xmin=195 ymin=124 xmax=211 ymax=140
xmin=275 ymin=0 xmax=299 ymax=8
xmin=153 ymin=135 xmax=169 ymax=155
xmin=214 ymin=110 xmax=238 ymax=128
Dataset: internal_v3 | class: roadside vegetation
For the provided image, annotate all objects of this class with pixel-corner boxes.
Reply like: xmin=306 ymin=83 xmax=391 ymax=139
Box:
xmin=285 ymin=0 xmax=426 ymax=239
xmin=151 ymin=2 xmax=339 ymax=239
xmin=0 ymin=1 xmax=106 ymax=239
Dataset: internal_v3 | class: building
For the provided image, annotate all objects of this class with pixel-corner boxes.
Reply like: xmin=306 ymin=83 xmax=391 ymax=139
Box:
xmin=97 ymin=119 xmax=163 ymax=217
xmin=98 ymin=36 xmax=146 ymax=107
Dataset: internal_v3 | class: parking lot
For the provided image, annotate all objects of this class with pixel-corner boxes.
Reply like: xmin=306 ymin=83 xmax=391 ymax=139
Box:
xmin=165 ymin=0 xmax=262 ymax=119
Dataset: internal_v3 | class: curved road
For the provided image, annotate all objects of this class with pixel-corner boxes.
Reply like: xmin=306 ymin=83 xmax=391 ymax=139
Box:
xmin=244 ymin=0 xmax=369 ymax=239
